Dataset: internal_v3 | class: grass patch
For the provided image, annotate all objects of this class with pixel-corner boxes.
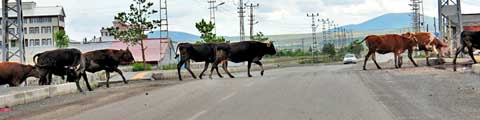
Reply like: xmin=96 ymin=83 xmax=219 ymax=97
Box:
xmin=132 ymin=63 xmax=152 ymax=71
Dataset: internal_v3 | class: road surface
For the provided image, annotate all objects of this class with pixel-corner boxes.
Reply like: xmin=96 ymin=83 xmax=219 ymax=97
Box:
xmin=3 ymin=62 xmax=480 ymax=120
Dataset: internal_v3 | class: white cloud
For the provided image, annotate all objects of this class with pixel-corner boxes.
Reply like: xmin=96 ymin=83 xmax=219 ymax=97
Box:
xmin=17 ymin=0 xmax=480 ymax=40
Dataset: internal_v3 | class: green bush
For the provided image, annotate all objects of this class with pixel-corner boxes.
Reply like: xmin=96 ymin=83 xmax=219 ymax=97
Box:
xmin=132 ymin=63 xmax=152 ymax=71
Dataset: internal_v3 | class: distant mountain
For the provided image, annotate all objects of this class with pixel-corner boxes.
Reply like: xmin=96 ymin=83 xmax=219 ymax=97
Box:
xmin=341 ymin=13 xmax=435 ymax=31
xmin=147 ymin=31 xmax=200 ymax=42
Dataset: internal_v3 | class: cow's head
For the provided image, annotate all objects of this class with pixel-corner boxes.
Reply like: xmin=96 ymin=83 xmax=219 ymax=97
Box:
xmin=26 ymin=65 xmax=40 ymax=78
xmin=402 ymin=32 xmax=418 ymax=47
xmin=120 ymin=47 xmax=135 ymax=65
xmin=264 ymin=41 xmax=277 ymax=55
xmin=435 ymin=38 xmax=449 ymax=57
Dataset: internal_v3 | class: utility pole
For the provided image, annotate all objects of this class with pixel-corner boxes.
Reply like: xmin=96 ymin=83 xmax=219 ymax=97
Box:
xmin=410 ymin=0 xmax=424 ymax=32
xmin=2 ymin=0 xmax=26 ymax=63
xmin=438 ymin=0 xmax=462 ymax=57
xmin=307 ymin=13 xmax=319 ymax=59
xmin=208 ymin=0 xmax=225 ymax=34
xmin=159 ymin=0 xmax=173 ymax=64
xmin=238 ymin=0 xmax=245 ymax=41
xmin=321 ymin=19 xmax=329 ymax=49
xmin=245 ymin=3 xmax=259 ymax=40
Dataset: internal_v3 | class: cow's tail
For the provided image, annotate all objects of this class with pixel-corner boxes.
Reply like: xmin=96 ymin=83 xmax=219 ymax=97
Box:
xmin=174 ymin=45 xmax=181 ymax=59
xmin=33 ymin=53 xmax=43 ymax=65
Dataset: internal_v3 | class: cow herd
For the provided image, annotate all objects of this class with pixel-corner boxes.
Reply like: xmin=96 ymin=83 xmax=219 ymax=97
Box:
xmin=0 ymin=40 xmax=276 ymax=92
xmin=0 ymin=48 xmax=135 ymax=92
xmin=361 ymin=31 xmax=480 ymax=71
xmin=175 ymin=41 xmax=276 ymax=80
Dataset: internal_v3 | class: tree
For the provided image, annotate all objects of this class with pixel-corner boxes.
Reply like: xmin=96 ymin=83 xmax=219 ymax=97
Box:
xmin=322 ymin=43 xmax=336 ymax=58
xmin=252 ymin=32 xmax=269 ymax=42
xmin=110 ymin=0 xmax=160 ymax=70
xmin=53 ymin=30 xmax=70 ymax=48
xmin=195 ymin=19 xmax=225 ymax=43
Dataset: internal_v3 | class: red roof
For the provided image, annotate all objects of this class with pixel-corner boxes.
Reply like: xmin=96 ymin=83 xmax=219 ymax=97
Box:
xmin=110 ymin=38 xmax=171 ymax=62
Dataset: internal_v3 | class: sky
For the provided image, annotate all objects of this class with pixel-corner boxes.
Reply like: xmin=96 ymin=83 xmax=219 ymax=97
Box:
xmin=20 ymin=0 xmax=480 ymax=41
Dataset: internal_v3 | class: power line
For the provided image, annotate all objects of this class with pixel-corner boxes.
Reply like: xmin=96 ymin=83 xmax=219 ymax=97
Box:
xmin=238 ymin=0 xmax=245 ymax=41
xmin=307 ymin=13 xmax=320 ymax=59
xmin=245 ymin=2 xmax=259 ymax=40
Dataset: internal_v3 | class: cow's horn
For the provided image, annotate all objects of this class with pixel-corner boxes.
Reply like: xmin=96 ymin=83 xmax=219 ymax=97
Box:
xmin=265 ymin=40 xmax=273 ymax=47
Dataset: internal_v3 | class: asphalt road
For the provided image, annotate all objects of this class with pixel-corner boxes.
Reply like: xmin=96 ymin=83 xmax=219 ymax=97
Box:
xmin=39 ymin=65 xmax=392 ymax=120
xmin=4 ymin=60 xmax=480 ymax=120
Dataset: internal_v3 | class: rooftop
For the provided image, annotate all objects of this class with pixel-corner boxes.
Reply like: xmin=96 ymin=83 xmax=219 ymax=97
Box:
xmin=0 ymin=2 xmax=65 ymax=18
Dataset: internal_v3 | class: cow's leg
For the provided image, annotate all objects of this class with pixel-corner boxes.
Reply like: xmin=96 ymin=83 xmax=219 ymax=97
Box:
xmin=399 ymin=56 xmax=404 ymax=68
xmin=105 ymin=71 xmax=111 ymax=88
xmin=82 ymin=73 xmax=93 ymax=91
xmin=247 ymin=61 xmax=253 ymax=77
xmin=113 ymin=68 xmax=128 ymax=84
xmin=363 ymin=51 xmax=374 ymax=70
xmin=425 ymin=51 xmax=431 ymax=66
xmin=185 ymin=61 xmax=197 ymax=79
xmin=74 ymin=78 xmax=84 ymax=93
xmin=371 ymin=52 xmax=382 ymax=69
xmin=215 ymin=66 xmax=223 ymax=78
xmin=467 ymin=46 xmax=478 ymax=64
xmin=38 ymin=70 xmax=48 ymax=85
xmin=254 ymin=61 xmax=265 ymax=76
xmin=394 ymin=53 xmax=399 ymax=68
xmin=209 ymin=64 xmax=216 ymax=79
xmin=453 ymin=45 xmax=466 ymax=72
xmin=199 ymin=62 xmax=210 ymax=79
xmin=222 ymin=61 xmax=235 ymax=78
xmin=47 ymin=72 xmax=53 ymax=85
xmin=408 ymin=49 xmax=418 ymax=67
xmin=177 ymin=59 xmax=187 ymax=81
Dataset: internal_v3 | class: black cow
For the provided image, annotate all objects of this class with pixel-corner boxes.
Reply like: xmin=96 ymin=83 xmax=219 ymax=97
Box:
xmin=34 ymin=48 xmax=90 ymax=92
xmin=453 ymin=31 xmax=480 ymax=71
xmin=80 ymin=48 xmax=134 ymax=88
xmin=211 ymin=41 xmax=277 ymax=78
xmin=0 ymin=62 xmax=39 ymax=86
xmin=175 ymin=43 xmax=223 ymax=81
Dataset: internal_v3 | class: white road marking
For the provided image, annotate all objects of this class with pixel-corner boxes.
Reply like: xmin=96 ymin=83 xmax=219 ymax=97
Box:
xmin=187 ymin=110 xmax=208 ymax=120
xmin=219 ymin=92 xmax=237 ymax=102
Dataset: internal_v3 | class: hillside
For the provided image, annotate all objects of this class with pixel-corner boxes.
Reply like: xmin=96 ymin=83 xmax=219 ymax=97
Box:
xmin=342 ymin=13 xmax=435 ymax=31
xmin=147 ymin=31 xmax=200 ymax=42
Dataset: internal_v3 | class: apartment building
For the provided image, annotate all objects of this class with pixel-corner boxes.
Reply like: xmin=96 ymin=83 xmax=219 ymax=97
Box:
xmin=0 ymin=2 xmax=65 ymax=47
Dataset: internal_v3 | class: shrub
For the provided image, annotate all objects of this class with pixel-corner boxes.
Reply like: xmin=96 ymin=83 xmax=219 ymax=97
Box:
xmin=132 ymin=63 xmax=152 ymax=71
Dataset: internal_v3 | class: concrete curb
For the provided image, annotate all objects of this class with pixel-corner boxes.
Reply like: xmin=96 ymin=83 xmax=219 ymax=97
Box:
xmin=473 ymin=64 xmax=480 ymax=74
xmin=0 ymin=83 xmax=77 ymax=107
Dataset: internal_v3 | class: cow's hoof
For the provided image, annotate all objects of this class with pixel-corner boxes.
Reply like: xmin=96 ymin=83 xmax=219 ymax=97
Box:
xmin=248 ymin=75 xmax=253 ymax=77
xmin=229 ymin=76 xmax=235 ymax=78
xmin=261 ymin=71 xmax=264 ymax=76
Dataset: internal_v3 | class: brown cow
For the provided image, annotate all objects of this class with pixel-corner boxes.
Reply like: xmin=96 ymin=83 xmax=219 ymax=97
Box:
xmin=0 ymin=62 xmax=39 ymax=86
xmin=414 ymin=32 xmax=449 ymax=66
xmin=361 ymin=32 xmax=418 ymax=70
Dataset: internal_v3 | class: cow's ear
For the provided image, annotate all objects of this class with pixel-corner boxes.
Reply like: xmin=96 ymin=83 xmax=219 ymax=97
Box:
xmin=126 ymin=47 xmax=130 ymax=51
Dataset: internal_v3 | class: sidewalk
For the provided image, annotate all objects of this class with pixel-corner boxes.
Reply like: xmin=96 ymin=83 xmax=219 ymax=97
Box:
xmin=0 ymin=61 xmax=300 ymax=108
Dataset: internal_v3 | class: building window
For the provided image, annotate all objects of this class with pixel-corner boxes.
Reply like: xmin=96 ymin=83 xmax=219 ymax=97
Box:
xmin=24 ymin=39 xmax=28 ymax=47
xmin=29 ymin=27 xmax=40 ymax=34
xmin=41 ymin=26 xmax=52 ymax=34
xmin=46 ymin=38 xmax=52 ymax=45
xmin=23 ymin=18 xmax=28 ymax=24
xmin=59 ymin=16 xmax=64 ymax=22
xmin=23 ymin=27 xmax=27 ymax=34
xmin=34 ymin=39 xmax=40 ymax=46
xmin=10 ymin=40 xmax=16 ymax=47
